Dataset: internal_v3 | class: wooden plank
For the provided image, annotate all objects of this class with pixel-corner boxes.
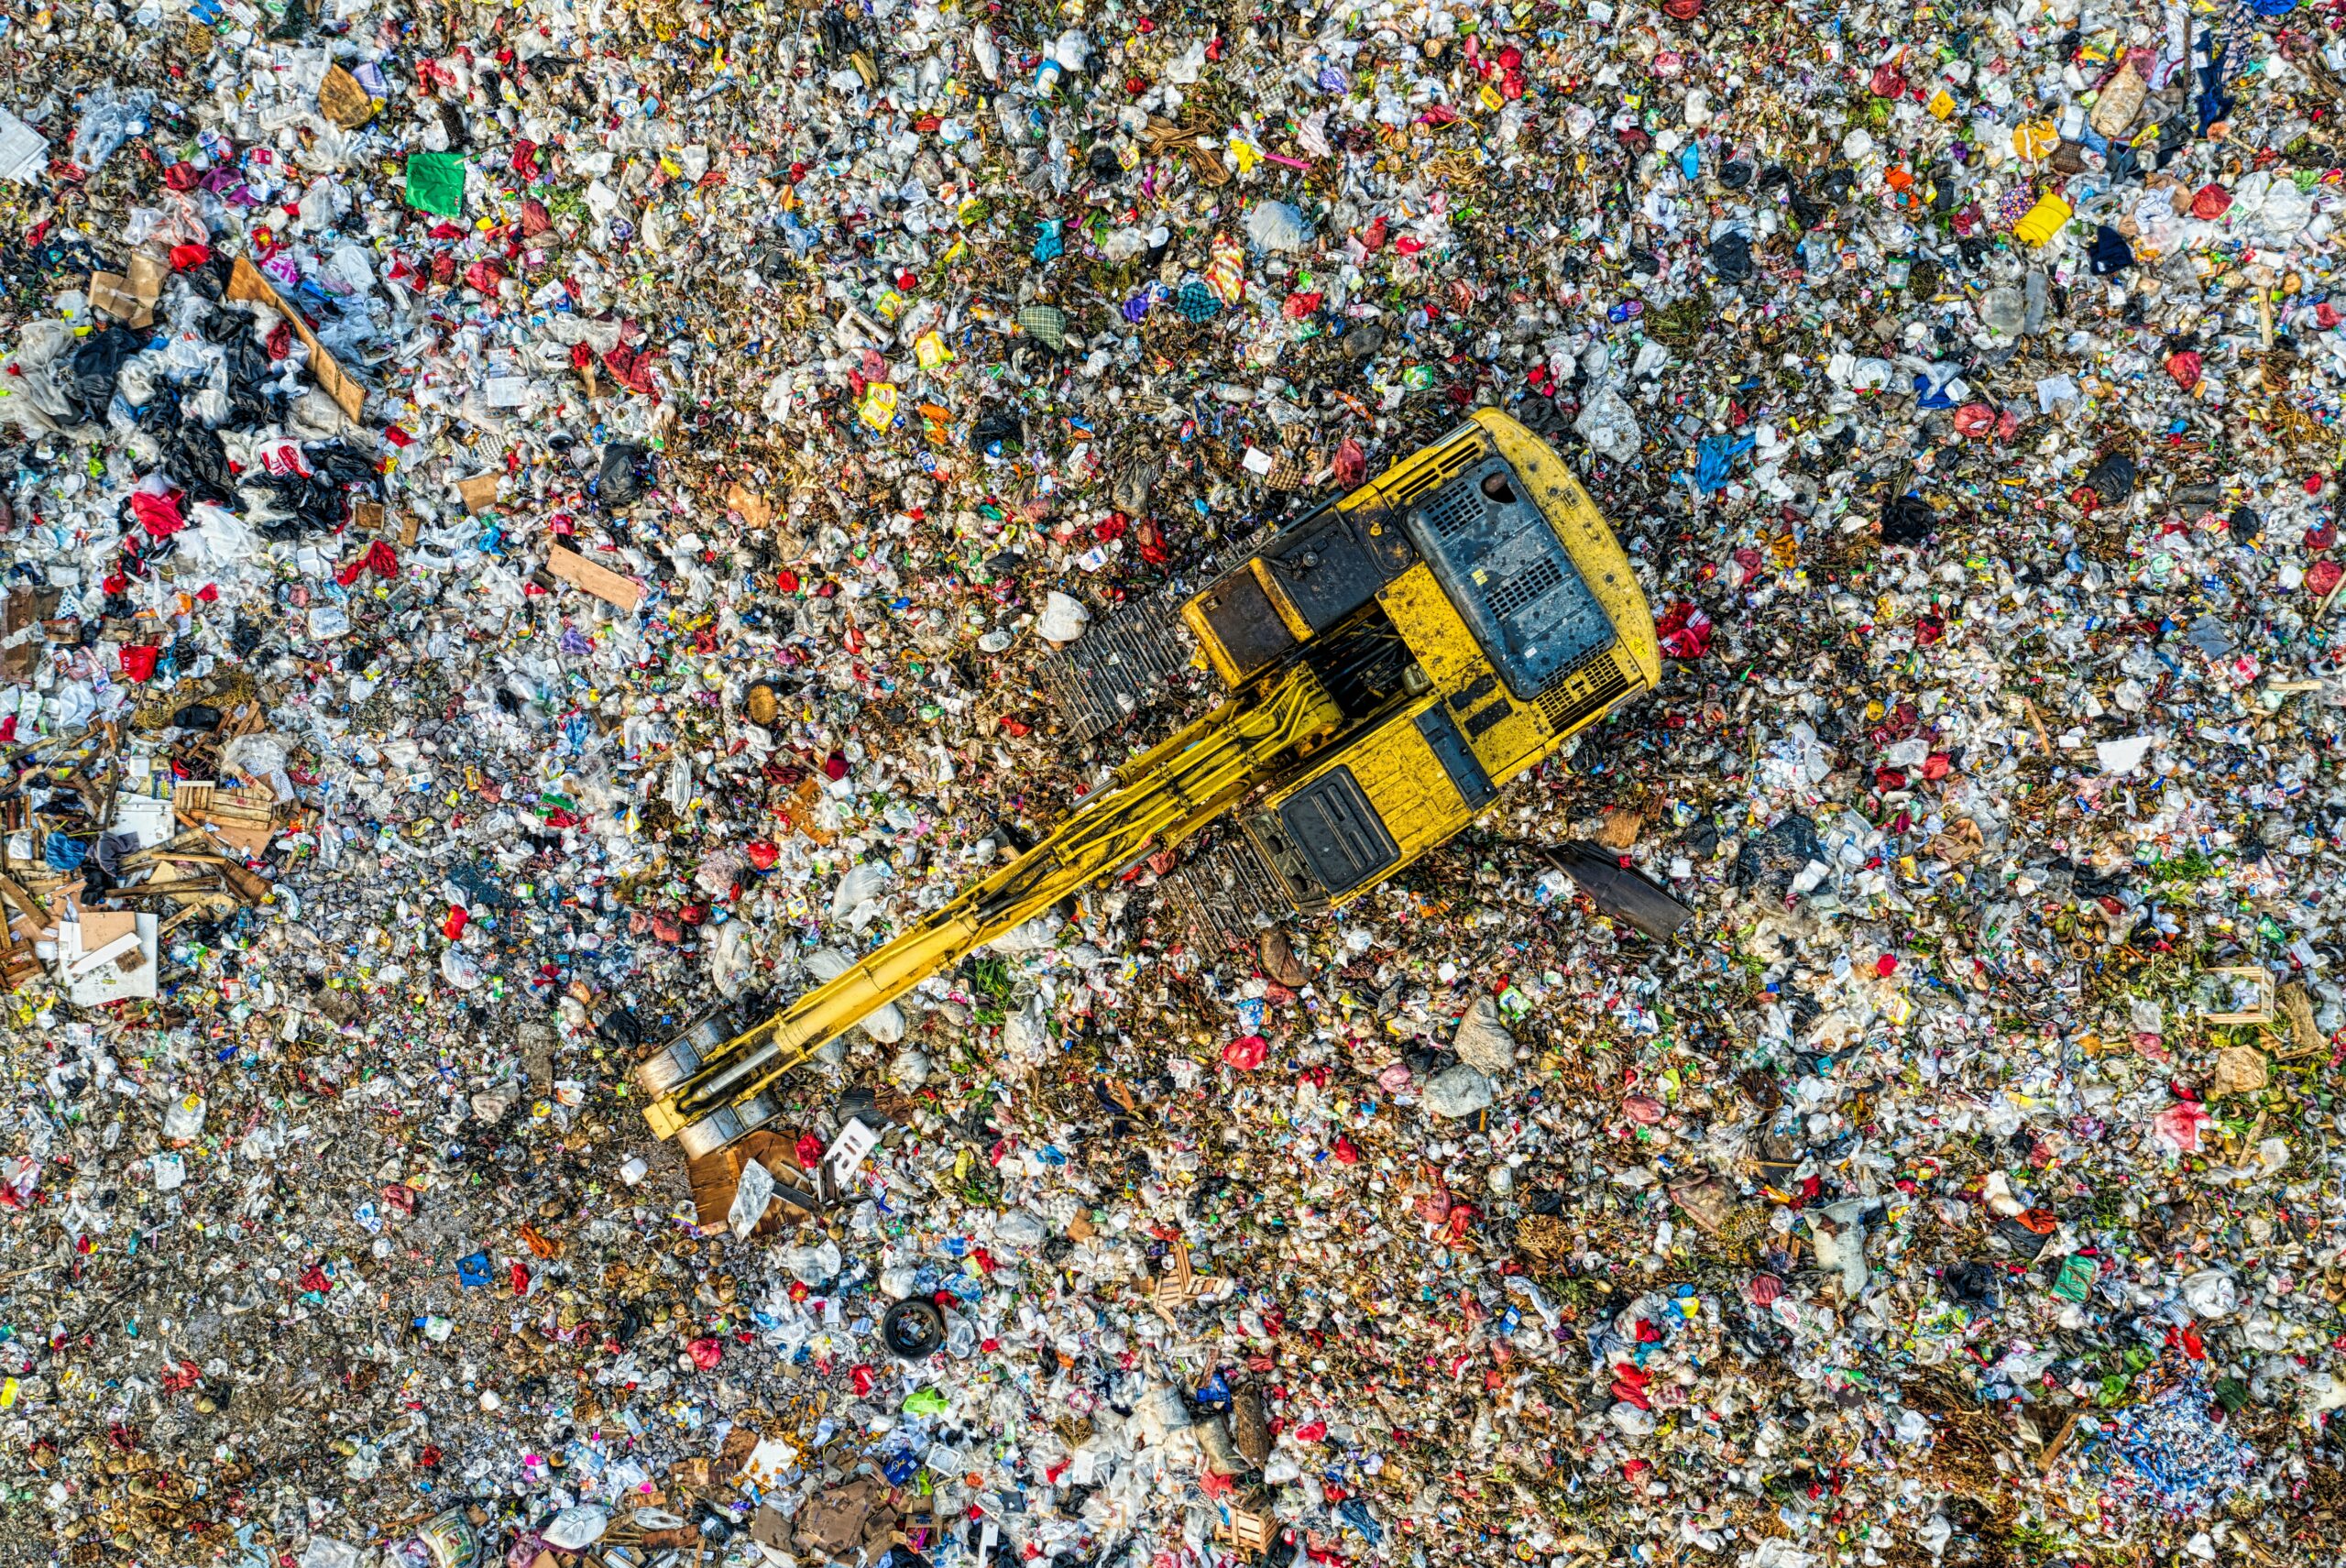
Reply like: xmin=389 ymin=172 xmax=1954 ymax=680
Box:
xmin=546 ymin=545 xmax=643 ymax=611
xmin=0 ymin=872 xmax=49 ymax=929
xmin=149 ymin=851 xmax=269 ymax=905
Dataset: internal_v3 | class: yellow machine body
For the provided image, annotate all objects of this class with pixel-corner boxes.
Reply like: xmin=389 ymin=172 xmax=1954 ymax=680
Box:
xmin=1180 ymin=410 xmax=1659 ymax=917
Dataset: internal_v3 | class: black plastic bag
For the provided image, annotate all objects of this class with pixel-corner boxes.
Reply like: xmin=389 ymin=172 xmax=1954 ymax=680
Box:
xmin=256 ymin=471 xmax=346 ymax=535
xmin=1880 ymin=494 xmax=1937 ymax=544
xmin=1941 ymin=1260 xmax=2001 ymax=1307
xmin=203 ymin=316 xmax=282 ymax=425
xmin=164 ymin=420 xmax=239 ymax=509
xmin=2080 ymin=451 xmax=2137 ymax=507
xmin=597 ymin=442 xmax=652 ymax=510
xmin=1709 ymin=231 xmax=1753 ymax=283
xmin=257 ymin=441 xmax=381 ymax=533
xmin=67 ymin=327 xmax=142 ymax=422
xmin=182 ymin=255 xmax=231 ymax=302
xmin=305 ymin=442 xmax=382 ymax=494
xmin=134 ymin=385 xmax=181 ymax=435
xmin=2088 ymin=225 xmax=2134 ymax=276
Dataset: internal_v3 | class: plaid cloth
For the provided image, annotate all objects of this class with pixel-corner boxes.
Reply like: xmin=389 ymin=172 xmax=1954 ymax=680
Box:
xmin=1015 ymin=304 xmax=1068 ymax=350
xmin=1174 ymin=280 xmax=1222 ymax=322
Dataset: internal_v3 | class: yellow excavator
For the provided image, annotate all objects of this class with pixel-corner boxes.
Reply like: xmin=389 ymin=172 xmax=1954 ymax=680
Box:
xmin=630 ymin=409 xmax=1661 ymax=1159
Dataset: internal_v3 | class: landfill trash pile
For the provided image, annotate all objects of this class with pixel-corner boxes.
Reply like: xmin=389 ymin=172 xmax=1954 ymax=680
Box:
xmin=4 ymin=0 xmax=2346 ymax=1564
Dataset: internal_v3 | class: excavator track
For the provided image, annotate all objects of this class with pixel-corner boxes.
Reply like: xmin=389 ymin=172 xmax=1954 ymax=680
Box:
xmin=1037 ymin=525 xmax=1274 ymax=742
xmin=1154 ymin=828 xmax=1290 ymax=952
xmin=1037 ymin=596 xmax=1197 ymax=742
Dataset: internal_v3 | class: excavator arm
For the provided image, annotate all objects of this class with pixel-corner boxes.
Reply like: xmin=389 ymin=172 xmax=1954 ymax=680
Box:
xmin=631 ymin=667 xmax=1345 ymax=1158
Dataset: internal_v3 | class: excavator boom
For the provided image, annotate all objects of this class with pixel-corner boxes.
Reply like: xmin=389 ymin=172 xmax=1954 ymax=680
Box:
xmin=634 ymin=669 xmax=1345 ymax=1158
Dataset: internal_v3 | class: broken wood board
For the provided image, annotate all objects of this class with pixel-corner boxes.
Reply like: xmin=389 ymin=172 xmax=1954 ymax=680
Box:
xmin=0 ymin=872 xmax=52 ymax=938
xmin=686 ymin=1129 xmax=819 ymax=1234
xmin=2204 ymin=966 xmax=2275 ymax=1025
xmin=173 ymin=781 xmax=278 ymax=855
xmin=546 ymin=545 xmax=643 ymax=611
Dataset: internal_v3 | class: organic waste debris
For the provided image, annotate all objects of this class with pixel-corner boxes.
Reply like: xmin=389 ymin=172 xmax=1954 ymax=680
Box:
xmin=3 ymin=2 xmax=2346 ymax=1568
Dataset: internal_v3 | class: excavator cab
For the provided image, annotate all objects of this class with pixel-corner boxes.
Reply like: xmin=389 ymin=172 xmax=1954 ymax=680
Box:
xmin=629 ymin=409 xmax=1657 ymax=1165
xmin=1159 ymin=409 xmax=1659 ymax=939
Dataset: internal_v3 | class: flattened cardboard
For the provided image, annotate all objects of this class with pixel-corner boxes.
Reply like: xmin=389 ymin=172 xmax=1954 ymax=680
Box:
xmin=726 ymin=483 xmax=773 ymax=530
xmin=714 ymin=1423 xmax=761 ymax=1483
xmin=749 ymin=1504 xmax=791 ymax=1549
xmin=77 ymin=910 xmax=137 ymax=951
xmin=60 ymin=911 xmax=157 ymax=1004
xmin=455 ymin=472 xmax=501 ymax=512
xmin=225 ymin=257 xmax=367 ymax=423
xmin=3 ymin=587 xmax=60 ymax=682
xmin=353 ymin=500 xmax=418 ymax=548
xmin=90 ymin=254 xmax=166 ymax=328
xmin=793 ymin=1475 xmax=882 ymax=1555
xmin=317 ymin=63 xmax=375 ymax=128
xmin=546 ymin=545 xmax=643 ymax=611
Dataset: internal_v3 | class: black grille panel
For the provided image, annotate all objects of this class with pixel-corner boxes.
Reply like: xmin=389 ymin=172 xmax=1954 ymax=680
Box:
xmin=1421 ymin=484 xmax=1485 ymax=541
xmin=1533 ymin=648 xmax=1632 ymax=735
xmin=1383 ymin=434 xmax=1484 ymax=508
xmin=1485 ymin=558 xmax=1564 ymax=620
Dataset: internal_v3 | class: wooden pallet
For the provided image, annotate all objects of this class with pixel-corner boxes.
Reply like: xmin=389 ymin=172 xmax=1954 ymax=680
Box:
xmin=685 ymin=1130 xmax=821 ymax=1234
xmin=172 ymin=781 xmax=278 ymax=854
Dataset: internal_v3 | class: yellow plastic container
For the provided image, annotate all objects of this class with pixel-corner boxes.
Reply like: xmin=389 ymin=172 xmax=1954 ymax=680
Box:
xmin=2012 ymin=192 xmax=2073 ymax=245
xmin=2012 ymin=118 xmax=2059 ymax=160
